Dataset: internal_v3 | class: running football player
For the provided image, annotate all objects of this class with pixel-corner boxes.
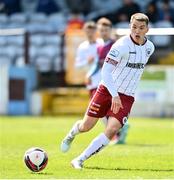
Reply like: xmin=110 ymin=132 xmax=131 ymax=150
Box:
xmin=61 ymin=13 xmax=155 ymax=169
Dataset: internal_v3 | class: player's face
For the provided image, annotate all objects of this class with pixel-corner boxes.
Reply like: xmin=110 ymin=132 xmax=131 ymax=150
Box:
xmin=97 ymin=25 xmax=111 ymax=41
xmin=85 ymin=28 xmax=96 ymax=40
xmin=130 ymin=19 xmax=149 ymax=44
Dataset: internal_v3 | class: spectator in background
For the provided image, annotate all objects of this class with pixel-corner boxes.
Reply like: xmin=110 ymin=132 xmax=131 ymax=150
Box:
xmin=0 ymin=0 xmax=6 ymax=13
xmin=36 ymin=0 xmax=60 ymax=15
xmin=145 ymin=1 xmax=159 ymax=23
xmin=66 ymin=10 xmax=85 ymax=31
xmin=65 ymin=0 xmax=92 ymax=16
xmin=91 ymin=0 xmax=120 ymax=12
xmin=116 ymin=0 xmax=140 ymax=22
xmin=88 ymin=0 xmax=121 ymax=24
xmin=158 ymin=0 xmax=174 ymax=24
xmin=1 ymin=0 xmax=21 ymax=15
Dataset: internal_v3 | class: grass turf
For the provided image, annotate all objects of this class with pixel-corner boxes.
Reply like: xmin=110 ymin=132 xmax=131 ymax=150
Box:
xmin=0 ymin=116 xmax=174 ymax=179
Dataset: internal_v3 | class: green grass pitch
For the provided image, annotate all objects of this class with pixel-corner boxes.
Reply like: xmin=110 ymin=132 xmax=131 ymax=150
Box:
xmin=0 ymin=116 xmax=174 ymax=179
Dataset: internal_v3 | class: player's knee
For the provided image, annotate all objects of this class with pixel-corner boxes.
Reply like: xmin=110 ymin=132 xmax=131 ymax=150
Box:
xmin=109 ymin=126 xmax=117 ymax=134
xmin=105 ymin=126 xmax=118 ymax=139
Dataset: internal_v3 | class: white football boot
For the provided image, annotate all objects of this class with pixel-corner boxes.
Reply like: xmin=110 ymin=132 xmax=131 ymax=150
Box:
xmin=60 ymin=135 xmax=75 ymax=153
xmin=71 ymin=158 xmax=83 ymax=169
xmin=60 ymin=121 xmax=81 ymax=153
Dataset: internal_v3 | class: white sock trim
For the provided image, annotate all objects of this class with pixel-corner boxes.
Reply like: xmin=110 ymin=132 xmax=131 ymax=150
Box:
xmin=68 ymin=120 xmax=81 ymax=138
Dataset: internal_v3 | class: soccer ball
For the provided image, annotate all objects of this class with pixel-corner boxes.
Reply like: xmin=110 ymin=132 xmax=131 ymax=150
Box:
xmin=24 ymin=147 xmax=48 ymax=172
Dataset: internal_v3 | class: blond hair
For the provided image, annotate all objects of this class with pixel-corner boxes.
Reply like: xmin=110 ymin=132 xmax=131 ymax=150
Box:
xmin=130 ymin=13 xmax=149 ymax=26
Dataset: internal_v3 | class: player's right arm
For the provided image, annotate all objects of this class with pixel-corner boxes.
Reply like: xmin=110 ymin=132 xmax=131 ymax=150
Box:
xmin=101 ymin=42 xmax=128 ymax=114
xmin=102 ymin=58 xmax=123 ymax=114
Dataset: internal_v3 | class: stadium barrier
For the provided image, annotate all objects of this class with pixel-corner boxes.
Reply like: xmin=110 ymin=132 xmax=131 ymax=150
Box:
xmin=0 ymin=66 xmax=38 ymax=115
xmin=0 ymin=64 xmax=8 ymax=114
xmin=29 ymin=65 xmax=174 ymax=117
xmin=132 ymin=66 xmax=174 ymax=117
xmin=0 ymin=28 xmax=65 ymax=115
xmin=8 ymin=66 xmax=37 ymax=115
xmin=30 ymin=88 xmax=89 ymax=115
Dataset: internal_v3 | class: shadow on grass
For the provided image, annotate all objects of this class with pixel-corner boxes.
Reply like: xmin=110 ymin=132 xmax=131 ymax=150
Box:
xmin=126 ymin=143 xmax=168 ymax=147
xmin=85 ymin=166 xmax=174 ymax=172
xmin=31 ymin=172 xmax=53 ymax=175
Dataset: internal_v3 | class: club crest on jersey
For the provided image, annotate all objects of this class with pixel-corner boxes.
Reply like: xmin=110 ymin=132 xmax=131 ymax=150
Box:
xmin=146 ymin=48 xmax=151 ymax=57
xmin=109 ymin=50 xmax=119 ymax=58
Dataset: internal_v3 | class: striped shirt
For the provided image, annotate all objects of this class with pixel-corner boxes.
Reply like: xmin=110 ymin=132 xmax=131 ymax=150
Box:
xmin=101 ymin=35 xmax=155 ymax=97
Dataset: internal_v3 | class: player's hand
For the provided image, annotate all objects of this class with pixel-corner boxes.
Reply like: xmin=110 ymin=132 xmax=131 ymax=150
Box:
xmin=87 ymin=56 xmax=94 ymax=64
xmin=111 ymin=96 xmax=123 ymax=114
xmin=85 ymin=76 xmax=91 ymax=85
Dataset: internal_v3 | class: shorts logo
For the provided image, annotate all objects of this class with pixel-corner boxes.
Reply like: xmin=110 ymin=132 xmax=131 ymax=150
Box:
xmin=122 ymin=116 xmax=128 ymax=125
xmin=89 ymin=110 xmax=97 ymax=114
xmin=92 ymin=102 xmax=100 ymax=107
xmin=90 ymin=106 xmax=99 ymax=111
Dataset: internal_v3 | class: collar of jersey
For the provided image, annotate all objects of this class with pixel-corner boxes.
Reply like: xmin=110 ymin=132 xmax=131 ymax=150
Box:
xmin=130 ymin=35 xmax=147 ymax=46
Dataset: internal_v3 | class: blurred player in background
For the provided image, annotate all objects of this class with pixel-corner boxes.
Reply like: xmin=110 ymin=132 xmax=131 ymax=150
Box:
xmin=61 ymin=13 xmax=155 ymax=169
xmin=75 ymin=21 xmax=102 ymax=98
xmin=75 ymin=21 xmax=113 ymax=141
xmin=87 ymin=17 xmax=129 ymax=144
